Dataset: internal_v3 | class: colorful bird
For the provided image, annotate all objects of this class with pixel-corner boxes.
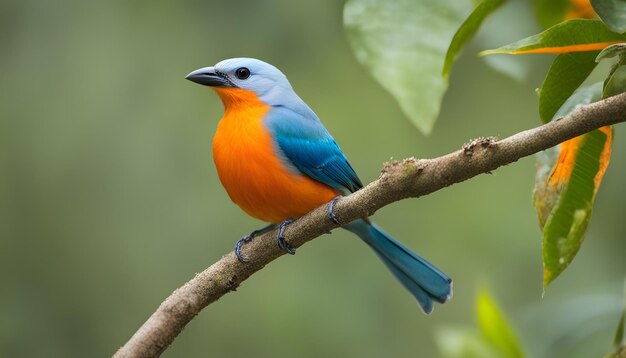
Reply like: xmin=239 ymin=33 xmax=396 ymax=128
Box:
xmin=186 ymin=58 xmax=452 ymax=313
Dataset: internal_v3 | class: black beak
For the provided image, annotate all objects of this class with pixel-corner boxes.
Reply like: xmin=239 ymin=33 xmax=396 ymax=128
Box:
xmin=185 ymin=67 xmax=233 ymax=87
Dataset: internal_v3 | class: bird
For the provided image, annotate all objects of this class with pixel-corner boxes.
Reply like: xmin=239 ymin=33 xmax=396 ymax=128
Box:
xmin=185 ymin=58 xmax=452 ymax=313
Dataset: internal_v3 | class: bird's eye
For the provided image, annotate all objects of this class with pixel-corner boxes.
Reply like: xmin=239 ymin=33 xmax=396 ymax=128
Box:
xmin=235 ymin=67 xmax=251 ymax=80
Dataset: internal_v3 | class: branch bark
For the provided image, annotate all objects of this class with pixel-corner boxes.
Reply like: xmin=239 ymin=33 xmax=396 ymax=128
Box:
xmin=115 ymin=93 xmax=626 ymax=357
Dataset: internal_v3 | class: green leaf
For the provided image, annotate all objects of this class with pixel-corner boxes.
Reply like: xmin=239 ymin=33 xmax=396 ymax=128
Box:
xmin=475 ymin=0 xmax=538 ymax=81
xmin=539 ymin=51 xmax=600 ymax=123
xmin=603 ymin=64 xmax=626 ymax=97
xmin=596 ymin=43 xmax=626 ymax=97
xmin=344 ymin=0 xmax=472 ymax=134
xmin=591 ymin=0 xmax=626 ymax=33
xmin=434 ymin=326 xmax=500 ymax=358
xmin=607 ymin=280 xmax=626 ymax=357
xmin=556 ymin=81 xmax=605 ymax=117
xmin=541 ymin=127 xmax=611 ymax=288
xmin=604 ymin=350 xmax=626 ymax=358
xmin=481 ymin=19 xmax=626 ymax=55
xmin=596 ymin=43 xmax=626 ymax=61
xmin=533 ymin=82 xmax=602 ymax=288
xmin=476 ymin=290 xmax=525 ymax=358
xmin=533 ymin=85 xmax=603 ymax=225
xmin=443 ymin=0 xmax=506 ymax=78
xmin=534 ymin=0 xmax=570 ymax=29
xmin=615 ymin=311 xmax=625 ymax=349
xmin=533 ymin=148 xmax=561 ymax=229
xmin=534 ymin=81 xmax=613 ymax=290
xmin=616 ymin=280 xmax=626 ymax=348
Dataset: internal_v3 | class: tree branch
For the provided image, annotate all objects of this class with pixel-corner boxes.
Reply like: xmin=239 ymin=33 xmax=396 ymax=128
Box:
xmin=114 ymin=93 xmax=626 ymax=357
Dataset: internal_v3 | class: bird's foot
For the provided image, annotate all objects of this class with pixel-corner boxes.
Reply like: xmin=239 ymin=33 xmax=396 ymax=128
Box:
xmin=276 ymin=218 xmax=296 ymax=255
xmin=234 ymin=235 xmax=254 ymax=262
xmin=327 ymin=196 xmax=342 ymax=225
xmin=235 ymin=224 xmax=276 ymax=263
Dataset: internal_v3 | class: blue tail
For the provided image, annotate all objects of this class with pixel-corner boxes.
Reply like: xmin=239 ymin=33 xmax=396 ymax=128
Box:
xmin=345 ymin=219 xmax=452 ymax=314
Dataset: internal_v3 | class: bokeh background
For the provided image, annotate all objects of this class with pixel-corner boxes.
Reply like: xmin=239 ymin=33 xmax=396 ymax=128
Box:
xmin=2 ymin=0 xmax=625 ymax=357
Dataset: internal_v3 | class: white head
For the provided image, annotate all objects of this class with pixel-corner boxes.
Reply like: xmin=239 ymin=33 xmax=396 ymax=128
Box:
xmin=186 ymin=58 xmax=300 ymax=107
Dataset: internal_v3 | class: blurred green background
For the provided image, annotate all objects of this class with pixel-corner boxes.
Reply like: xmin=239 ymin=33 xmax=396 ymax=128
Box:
xmin=1 ymin=0 xmax=625 ymax=357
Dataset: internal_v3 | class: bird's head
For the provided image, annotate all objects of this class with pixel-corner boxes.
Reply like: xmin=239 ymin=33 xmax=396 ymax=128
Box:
xmin=186 ymin=58 xmax=294 ymax=108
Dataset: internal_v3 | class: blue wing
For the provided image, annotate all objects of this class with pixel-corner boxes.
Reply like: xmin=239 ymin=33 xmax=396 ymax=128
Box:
xmin=264 ymin=106 xmax=362 ymax=193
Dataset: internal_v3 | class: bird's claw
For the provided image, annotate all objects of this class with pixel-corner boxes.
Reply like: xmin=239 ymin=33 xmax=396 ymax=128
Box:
xmin=276 ymin=218 xmax=296 ymax=255
xmin=235 ymin=235 xmax=254 ymax=262
xmin=234 ymin=224 xmax=276 ymax=263
xmin=234 ymin=218 xmax=297 ymax=260
xmin=327 ymin=196 xmax=342 ymax=225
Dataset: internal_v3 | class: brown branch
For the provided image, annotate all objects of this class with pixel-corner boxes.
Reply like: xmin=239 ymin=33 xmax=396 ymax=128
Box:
xmin=114 ymin=93 xmax=626 ymax=357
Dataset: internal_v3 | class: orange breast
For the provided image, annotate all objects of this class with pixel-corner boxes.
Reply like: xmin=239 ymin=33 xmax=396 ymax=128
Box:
xmin=212 ymin=88 xmax=338 ymax=224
